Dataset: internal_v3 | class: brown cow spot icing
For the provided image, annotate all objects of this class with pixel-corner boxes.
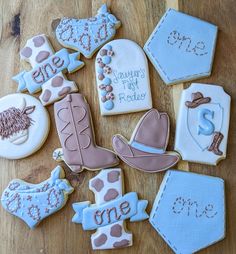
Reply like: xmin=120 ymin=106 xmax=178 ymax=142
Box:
xmin=51 ymin=76 xmax=64 ymax=87
xmin=36 ymin=51 xmax=50 ymax=63
xmin=33 ymin=36 xmax=45 ymax=47
xmin=42 ymin=89 xmax=51 ymax=102
xmin=100 ymin=49 xmax=107 ymax=56
xmin=94 ymin=233 xmax=107 ymax=247
xmin=113 ymin=239 xmax=130 ymax=248
xmin=110 ymin=224 xmax=122 ymax=237
xmin=21 ymin=47 xmax=32 ymax=58
xmin=107 ymin=171 xmax=120 ymax=183
xmin=91 ymin=178 xmax=104 ymax=192
xmin=58 ymin=87 xmax=71 ymax=97
xmin=104 ymin=188 xmax=119 ymax=201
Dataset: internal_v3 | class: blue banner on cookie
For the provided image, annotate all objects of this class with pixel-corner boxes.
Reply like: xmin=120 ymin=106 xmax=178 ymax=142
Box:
xmin=13 ymin=48 xmax=84 ymax=93
xmin=72 ymin=192 xmax=148 ymax=230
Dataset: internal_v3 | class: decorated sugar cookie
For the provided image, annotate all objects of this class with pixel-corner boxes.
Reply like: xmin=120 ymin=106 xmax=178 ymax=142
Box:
xmin=144 ymin=9 xmax=218 ymax=84
xmin=112 ymin=109 xmax=180 ymax=173
xmin=13 ymin=34 xmax=84 ymax=106
xmin=1 ymin=166 xmax=73 ymax=228
xmin=0 ymin=93 xmax=50 ymax=159
xmin=95 ymin=39 xmax=152 ymax=115
xmin=53 ymin=4 xmax=121 ymax=58
xmin=150 ymin=170 xmax=225 ymax=254
xmin=72 ymin=168 xmax=148 ymax=249
xmin=175 ymin=83 xmax=231 ymax=165
xmin=53 ymin=93 xmax=119 ymax=173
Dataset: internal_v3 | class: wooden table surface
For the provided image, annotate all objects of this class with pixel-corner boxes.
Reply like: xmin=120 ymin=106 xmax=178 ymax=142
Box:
xmin=0 ymin=0 xmax=235 ymax=253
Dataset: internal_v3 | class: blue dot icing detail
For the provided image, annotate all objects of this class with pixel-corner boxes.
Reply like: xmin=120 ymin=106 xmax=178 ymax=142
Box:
xmin=101 ymin=90 xmax=107 ymax=96
xmin=103 ymin=77 xmax=111 ymax=86
xmin=104 ymin=100 xmax=114 ymax=110
xmin=105 ymin=45 xmax=112 ymax=51
xmin=102 ymin=56 xmax=111 ymax=64
xmin=97 ymin=67 xmax=104 ymax=74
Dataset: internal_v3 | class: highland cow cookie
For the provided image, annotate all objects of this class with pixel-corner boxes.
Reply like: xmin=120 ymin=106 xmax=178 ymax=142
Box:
xmin=53 ymin=4 xmax=121 ymax=58
xmin=112 ymin=109 xmax=180 ymax=172
xmin=13 ymin=34 xmax=84 ymax=106
xmin=53 ymin=93 xmax=119 ymax=173
xmin=95 ymin=39 xmax=152 ymax=115
xmin=0 ymin=93 xmax=50 ymax=159
xmin=175 ymin=83 xmax=231 ymax=165
xmin=72 ymin=168 xmax=149 ymax=249
xmin=1 ymin=166 xmax=73 ymax=228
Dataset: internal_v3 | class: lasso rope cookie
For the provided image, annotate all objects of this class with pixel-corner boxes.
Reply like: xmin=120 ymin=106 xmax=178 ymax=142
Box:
xmin=0 ymin=93 xmax=49 ymax=159
xmin=13 ymin=34 xmax=84 ymax=106
xmin=72 ymin=168 xmax=148 ymax=249
xmin=1 ymin=166 xmax=73 ymax=228
xmin=52 ymin=4 xmax=121 ymax=58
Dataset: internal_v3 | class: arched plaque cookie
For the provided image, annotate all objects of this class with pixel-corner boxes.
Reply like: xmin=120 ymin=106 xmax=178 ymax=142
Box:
xmin=53 ymin=4 xmax=121 ymax=58
xmin=175 ymin=83 xmax=231 ymax=165
xmin=0 ymin=93 xmax=50 ymax=159
xmin=95 ymin=39 xmax=152 ymax=115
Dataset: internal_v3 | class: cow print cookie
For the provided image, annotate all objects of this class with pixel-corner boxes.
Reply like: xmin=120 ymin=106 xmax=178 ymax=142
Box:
xmin=1 ymin=166 xmax=73 ymax=228
xmin=0 ymin=93 xmax=50 ymax=159
xmin=175 ymin=83 xmax=231 ymax=165
xmin=53 ymin=4 xmax=121 ymax=58
xmin=72 ymin=168 xmax=149 ymax=249
xmin=95 ymin=39 xmax=152 ymax=115
xmin=13 ymin=34 xmax=84 ymax=106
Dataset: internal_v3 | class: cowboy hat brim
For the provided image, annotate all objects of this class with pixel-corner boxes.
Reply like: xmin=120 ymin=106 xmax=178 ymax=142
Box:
xmin=112 ymin=135 xmax=180 ymax=173
xmin=185 ymin=97 xmax=211 ymax=108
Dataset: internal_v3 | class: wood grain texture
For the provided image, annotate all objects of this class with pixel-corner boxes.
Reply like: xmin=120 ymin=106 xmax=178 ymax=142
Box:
xmin=0 ymin=0 xmax=235 ymax=254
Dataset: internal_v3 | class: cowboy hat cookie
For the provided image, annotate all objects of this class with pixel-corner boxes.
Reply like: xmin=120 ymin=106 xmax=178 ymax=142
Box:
xmin=72 ymin=168 xmax=148 ymax=249
xmin=95 ymin=39 xmax=152 ymax=115
xmin=53 ymin=93 xmax=119 ymax=173
xmin=52 ymin=4 xmax=121 ymax=58
xmin=112 ymin=109 xmax=180 ymax=173
xmin=0 ymin=93 xmax=49 ymax=159
xmin=13 ymin=34 xmax=84 ymax=106
xmin=1 ymin=166 xmax=73 ymax=228
xmin=144 ymin=9 xmax=218 ymax=84
xmin=150 ymin=170 xmax=225 ymax=254
xmin=175 ymin=83 xmax=231 ymax=165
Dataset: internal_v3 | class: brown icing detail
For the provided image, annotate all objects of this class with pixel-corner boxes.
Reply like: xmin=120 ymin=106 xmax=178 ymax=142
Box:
xmin=78 ymin=33 xmax=91 ymax=51
xmin=98 ymin=74 xmax=104 ymax=80
xmin=42 ymin=89 xmax=52 ymax=103
xmin=106 ymin=207 xmax=121 ymax=223
xmin=99 ymin=62 xmax=105 ymax=68
xmin=21 ymin=47 xmax=32 ymax=58
xmin=0 ymin=104 xmax=35 ymax=139
xmin=36 ymin=51 xmax=50 ymax=63
xmin=91 ymin=178 xmax=104 ymax=192
xmin=52 ymin=56 xmax=64 ymax=68
xmin=51 ymin=76 xmax=64 ymax=87
xmin=51 ymin=18 xmax=61 ymax=31
xmin=94 ymin=209 xmax=105 ymax=225
xmin=43 ymin=63 xmax=57 ymax=78
xmin=120 ymin=201 xmax=131 ymax=215
xmin=110 ymin=224 xmax=122 ymax=237
xmin=54 ymin=94 xmax=118 ymax=172
xmin=112 ymin=109 xmax=180 ymax=173
xmin=104 ymin=188 xmax=119 ymax=201
xmin=208 ymin=132 xmax=224 ymax=156
xmin=100 ymin=49 xmax=107 ymax=56
xmin=105 ymin=85 xmax=113 ymax=92
xmin=33 ymin=36 xmax=45 ymax=47
xmin=58 ymin=87 xmax=71 ymax=97
xmin=32 ymin=68 xmax=45 ymax=83
xmin=113 ymin=239 xmax=130 ymax=248
xmin=107 ymin=171 xmax=120 ymax=183
xmin=185 ymin=92 xmax=211 ymax=108
xmin=94 ymin=234 xmax=107 ymax=247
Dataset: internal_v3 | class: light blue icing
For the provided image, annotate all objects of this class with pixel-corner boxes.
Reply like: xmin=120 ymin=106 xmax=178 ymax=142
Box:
xmin=102 ymin=55 xmax=111 ymax=64
xmin=55 ymin=4 xmax=121 ymax=58
xmin=1 ymin=166 xmax=73 ymax=229
xmin=104 ymin=100 xmax=114 ymax=110
xmin=131 ymin=141 xmax=165 ymax=154
xmin=12 ymin=48 xmax=84 ymax=94
xmin=144 ymin=8 xmax=218 ymax=84
xmin=102 ymin=77 xmax=111 ymax=86
xmin=198 ymin=108 xmax=215 ymax=136
xmin=72 ymin=192 xmax=148 ymax=230
xmin=105 ymin=44 xmax=112 ymax=51
xmin=97 ymin=67 xmax=104 ymax=74
xmin=101 ymin=90 xmax=107 ymax=96
xmin=150 ymin=170 xmax=225 ymax=254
